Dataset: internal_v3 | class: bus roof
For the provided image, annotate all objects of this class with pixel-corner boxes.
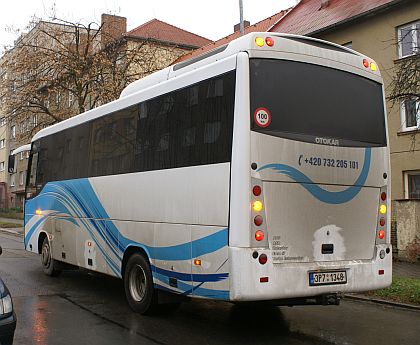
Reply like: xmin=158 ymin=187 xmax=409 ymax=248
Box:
xmin=32 ymin=32 xmax=374 ymax=143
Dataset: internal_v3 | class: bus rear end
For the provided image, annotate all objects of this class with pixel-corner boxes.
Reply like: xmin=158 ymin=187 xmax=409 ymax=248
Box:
xmin=229 ymin=34 xmax=391 ymax=304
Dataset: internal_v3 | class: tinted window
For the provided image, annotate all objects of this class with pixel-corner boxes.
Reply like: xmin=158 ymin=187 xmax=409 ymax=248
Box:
xmin=250 ymin=59 xmax=386 ymax=147
xmin=30 ymin=71 xmax=235 ymax=194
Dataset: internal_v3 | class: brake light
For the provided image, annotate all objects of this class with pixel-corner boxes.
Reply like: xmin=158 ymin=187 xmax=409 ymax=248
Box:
xmin=381 ymin=192 xmax=386 ymax=201
xmin=255 ymin=230 xmax=264 ymax=241
xmin=379 ymin=218 xmax=385 ymax=227
xmin=363 ymin=59 xmax=369 ymax=68
xmin=378 ymin=230 xmax=385 ymax=239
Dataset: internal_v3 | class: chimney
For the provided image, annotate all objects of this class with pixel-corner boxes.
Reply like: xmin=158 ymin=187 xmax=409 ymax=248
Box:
xmin=320 ymin=0 xmax=330 ymax=10
xmin=234 ymin=20 xmax=250 ymax=33
xmin=101 ymin=14 xmax=127 ymax=47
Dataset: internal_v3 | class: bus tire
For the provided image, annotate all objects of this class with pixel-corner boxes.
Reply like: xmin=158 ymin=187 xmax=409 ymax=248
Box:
xmin=41 ymin=236 xmax=61 ymax=277
xmin=124 ymin=253 xmax=157 ymax=314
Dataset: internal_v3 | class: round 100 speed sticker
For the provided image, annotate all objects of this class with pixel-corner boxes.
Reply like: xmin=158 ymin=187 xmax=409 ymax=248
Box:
xmin=254 ymin=107 xmax=271 ymax=128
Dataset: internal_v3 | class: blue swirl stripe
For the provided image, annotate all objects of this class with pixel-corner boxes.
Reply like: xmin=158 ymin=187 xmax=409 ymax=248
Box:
xmin=257 ymin=148 xmax=371 ymax=204
xmin=25 ymin=179 xmax=229 ymax=290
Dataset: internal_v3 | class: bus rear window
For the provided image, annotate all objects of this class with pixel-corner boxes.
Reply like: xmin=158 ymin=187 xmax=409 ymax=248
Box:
xmin=250 ymin=59 xmax=386 ymax=147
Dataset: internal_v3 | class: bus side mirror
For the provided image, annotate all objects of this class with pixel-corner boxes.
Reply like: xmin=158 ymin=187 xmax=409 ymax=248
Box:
xmin=8 ymin=155 xmax=15 ymax=173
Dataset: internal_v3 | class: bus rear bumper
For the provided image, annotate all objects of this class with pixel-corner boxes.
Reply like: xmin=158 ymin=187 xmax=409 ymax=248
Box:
xmin=229 ymin=244 xmax=392 ymax=302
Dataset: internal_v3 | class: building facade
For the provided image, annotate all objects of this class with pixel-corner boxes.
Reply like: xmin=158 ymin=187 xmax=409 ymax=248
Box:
xmin=0 ymin=15 xmax=212 ymax=209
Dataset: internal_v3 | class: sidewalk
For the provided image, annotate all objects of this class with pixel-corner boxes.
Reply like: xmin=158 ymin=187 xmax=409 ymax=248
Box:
xmin=393 ymin=260 xmax=420 ymax=279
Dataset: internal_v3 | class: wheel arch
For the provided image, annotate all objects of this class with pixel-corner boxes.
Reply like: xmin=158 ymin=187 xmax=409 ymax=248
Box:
xmin=37 ymin=231 xmax=48 ymax=254
xmin=121 ymin=245 xmax=152 ymax=278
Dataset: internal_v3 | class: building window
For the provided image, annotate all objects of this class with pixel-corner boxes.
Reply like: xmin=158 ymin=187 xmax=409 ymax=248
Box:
xmin=0 ymin=161 xmax=4 ymax=171
xmin=0 ymin=117 xmax=5 ymax=127
xmin=19 ymin=171 xmax=24 ymax=186
xmin=20 ymin=152 xmax=24 ymax=160
xmin=11 ymin=125 xmax=16 ymax=139
xmin=404 ymin=171 xmax=420 ymax=199
xmin=398 ymin=21 xmax=419 ymax=58
xmin=0 ymin=139 xmax=4 ymax=149
xmin=400 ymin=98 xmax=419 ymax=131
xmin=10 ymin=174 xmax=15 ymax=187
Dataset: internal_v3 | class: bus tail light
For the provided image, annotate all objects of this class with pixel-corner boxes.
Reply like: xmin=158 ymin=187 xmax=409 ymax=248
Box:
xmin=265 ymin=37 xmax=274 ymax=47
xmin=258 ymin=254 xmax=268 ymax=265
xmin=255 ymin=37 xmax=264 ymax=47
xmin=376 ymin=186 xmax=388 ymax=245
xmin=251 ymin=178 xmax=269 ymax=248
xmin=255 ymin=230 xmax=264 ymax=241
xmin=253 ymin=185 xmax=262 ymax=196
xmin=252 ymin=200 xmax=263 ymax=212
xmin=254 ymin=215 xmax=263 ymax=226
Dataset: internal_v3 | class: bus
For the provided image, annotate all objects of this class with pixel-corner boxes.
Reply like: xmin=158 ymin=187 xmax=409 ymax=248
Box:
xmin=23 ymin=32 xmax=392 ymax=314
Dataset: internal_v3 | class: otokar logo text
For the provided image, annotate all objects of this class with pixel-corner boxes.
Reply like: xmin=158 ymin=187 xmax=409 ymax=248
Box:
xmin=315 ymin=137 xmax=340 ymax=146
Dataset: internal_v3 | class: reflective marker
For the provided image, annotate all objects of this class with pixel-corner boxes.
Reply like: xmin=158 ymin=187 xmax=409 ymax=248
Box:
xmin=35 ymin=209 xmax=42 ymax=215
xmin=260 ymin=277 xmax=269 ymax=283
xmin=194 ymin=259 xmax=202 ymax=266
xmin=370 ymin=63 xmax=377 ymax=71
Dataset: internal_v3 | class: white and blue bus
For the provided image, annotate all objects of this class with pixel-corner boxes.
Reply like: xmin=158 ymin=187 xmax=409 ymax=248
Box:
xmin=23 ymin=32 xmax=392 ymax=313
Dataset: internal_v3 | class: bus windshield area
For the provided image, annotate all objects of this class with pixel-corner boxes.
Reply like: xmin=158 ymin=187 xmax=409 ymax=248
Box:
xmin=250 ymin=58 xmax=386 ymax=147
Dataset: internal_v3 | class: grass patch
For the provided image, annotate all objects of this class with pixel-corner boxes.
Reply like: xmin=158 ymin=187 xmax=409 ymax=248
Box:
xmin=0 ymin=222 xmax=22 ymax=228
xmin=366 ymin=277 xmax=420 ymax=305
xmin=0 ymin=211 xmax=24 ymax=220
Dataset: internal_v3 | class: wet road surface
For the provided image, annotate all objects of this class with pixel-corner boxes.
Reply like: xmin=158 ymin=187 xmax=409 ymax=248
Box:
xmin=0 ymin=231 xmax=419 ymax=345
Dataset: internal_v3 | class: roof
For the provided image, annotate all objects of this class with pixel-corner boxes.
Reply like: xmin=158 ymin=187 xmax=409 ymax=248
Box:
xmin=125 ymin=19 xmax=212 ymax=48
xmin=175 ymin=9 xmax=289 ymax=63
xmin=270 ymin=0 xmax=405 ymax=36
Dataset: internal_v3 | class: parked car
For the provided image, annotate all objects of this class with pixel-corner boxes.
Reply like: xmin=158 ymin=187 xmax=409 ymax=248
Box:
xmin=0 ymin=246 xmax=16 ymax=345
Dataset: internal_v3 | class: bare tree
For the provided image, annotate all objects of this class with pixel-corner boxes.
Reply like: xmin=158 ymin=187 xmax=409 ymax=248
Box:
xmin=387 ymin=29 xmax=419 ymax=149
xmin=0 ymin=15 xmax=185 ymax=142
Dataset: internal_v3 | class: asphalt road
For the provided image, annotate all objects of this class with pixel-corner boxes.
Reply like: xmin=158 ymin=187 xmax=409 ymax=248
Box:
xmin=0 ymin=231 xmax=419 ymax=345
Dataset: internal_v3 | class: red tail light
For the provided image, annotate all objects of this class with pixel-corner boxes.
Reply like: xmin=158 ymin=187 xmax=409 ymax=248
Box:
xmin=254 ymin=215 xmax=263 ymax=226
xmin=363 ymin=59 xmax=369 ymax=68
xmin=378 ymin=230 xmax=385 ymax=239
xmin=253 ymin=185 xmax=262 ymax=196
xmin=255 ymin=230 xmax=264 ymax=241
xmin=265 ymin=37 xmax=274 ymax=47
xmin=379 ymin=218 xmax=385 ymax=227
xmin=381 ymin=192 xmax=386 ymax=201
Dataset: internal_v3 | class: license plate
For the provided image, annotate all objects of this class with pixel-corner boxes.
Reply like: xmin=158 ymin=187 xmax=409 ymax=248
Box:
xmin=309 ymin=270 xmax=347 ymax=286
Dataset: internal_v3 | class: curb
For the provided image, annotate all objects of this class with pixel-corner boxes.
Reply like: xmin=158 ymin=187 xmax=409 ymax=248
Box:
xmin=344 ymin=294 xmax=420 ymax=311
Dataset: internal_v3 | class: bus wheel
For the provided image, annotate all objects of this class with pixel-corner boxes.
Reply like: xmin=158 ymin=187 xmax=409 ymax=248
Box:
xmin=41 ymin=237 xmax=61 ymax=277
xmin=124 ymin=253 xmax=157 ymax=314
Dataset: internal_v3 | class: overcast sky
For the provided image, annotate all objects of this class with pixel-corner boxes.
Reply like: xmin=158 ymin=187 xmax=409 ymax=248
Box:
xmin=0 ymin=0 xmax=297 ymax=51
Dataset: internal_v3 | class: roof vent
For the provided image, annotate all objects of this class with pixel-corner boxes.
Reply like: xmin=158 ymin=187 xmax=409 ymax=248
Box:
xmin=319 ymin=0 xmax=330 ymax=10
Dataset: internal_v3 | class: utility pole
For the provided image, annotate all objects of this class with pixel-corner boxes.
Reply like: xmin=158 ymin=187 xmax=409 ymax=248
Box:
xmin=239 ymin=0 xmax=244 ymax=36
